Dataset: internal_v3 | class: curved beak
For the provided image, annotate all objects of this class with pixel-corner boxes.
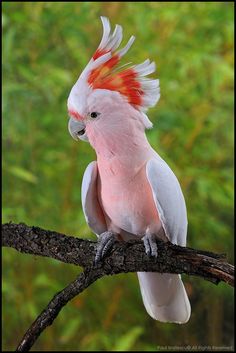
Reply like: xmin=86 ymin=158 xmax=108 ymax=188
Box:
xmin=68 ymin=118 xmax=88 ymax=142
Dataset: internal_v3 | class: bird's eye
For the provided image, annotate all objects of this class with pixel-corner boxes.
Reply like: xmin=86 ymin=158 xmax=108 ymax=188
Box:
xmin=90 ymin=112 xmax=100 ymax=119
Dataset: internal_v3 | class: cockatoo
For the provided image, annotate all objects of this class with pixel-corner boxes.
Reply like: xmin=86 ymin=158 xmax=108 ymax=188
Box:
xmin=67 ymin=17 xmax=191 ymax=323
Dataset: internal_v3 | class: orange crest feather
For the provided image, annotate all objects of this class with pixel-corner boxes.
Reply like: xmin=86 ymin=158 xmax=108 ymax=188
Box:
xmin=77 ymin=17 xmax=160 ymax=112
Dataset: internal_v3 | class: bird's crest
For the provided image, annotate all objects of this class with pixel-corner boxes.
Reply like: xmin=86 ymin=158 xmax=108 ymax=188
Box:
xmin=78 ymin=17 xmax=160 ymax=112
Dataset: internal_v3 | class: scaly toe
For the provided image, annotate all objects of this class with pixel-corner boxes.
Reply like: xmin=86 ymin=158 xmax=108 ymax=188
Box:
xmin=142 ymin=233 xmax=158 ymax=258
xmin=94 ymin=231 xmax=117 ymax=265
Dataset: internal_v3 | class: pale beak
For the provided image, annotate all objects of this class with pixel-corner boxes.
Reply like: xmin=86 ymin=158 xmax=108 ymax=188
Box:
xmin=68 ymin=118 xmax=88 ymax=142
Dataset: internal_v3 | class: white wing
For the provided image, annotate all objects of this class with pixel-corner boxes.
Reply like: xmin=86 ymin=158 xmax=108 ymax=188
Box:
xmin=81 ymin=161 xmax=107 ymax=236
xmin=137 ymin=157 xmax=190 ymax=323
xmin=146 ymin=158 xmax=187 ymax=246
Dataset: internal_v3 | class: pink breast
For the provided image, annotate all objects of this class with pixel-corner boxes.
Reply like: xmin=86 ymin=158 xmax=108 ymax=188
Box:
xmin=98 ymin=163 xmax=161 ymax=236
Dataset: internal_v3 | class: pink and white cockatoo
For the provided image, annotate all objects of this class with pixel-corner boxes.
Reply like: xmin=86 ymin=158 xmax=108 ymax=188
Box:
xmin=67 ymin=17 xmax=191 ymax=323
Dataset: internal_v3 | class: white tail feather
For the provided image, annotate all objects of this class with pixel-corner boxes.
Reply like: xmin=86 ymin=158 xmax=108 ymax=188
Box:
xmin=137 ymin=272 xmax=191 ymax=323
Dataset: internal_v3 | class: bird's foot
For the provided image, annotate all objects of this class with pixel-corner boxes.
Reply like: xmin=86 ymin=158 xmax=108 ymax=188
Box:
xmin=142 ymin=233 xmax=158 ymax=257
xmin=94 ymin=231 xmax=117 ymax=265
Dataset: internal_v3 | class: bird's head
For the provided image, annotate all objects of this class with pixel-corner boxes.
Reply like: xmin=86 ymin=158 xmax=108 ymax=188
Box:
xmin=67 ymin=17 xmax=160 ymax=147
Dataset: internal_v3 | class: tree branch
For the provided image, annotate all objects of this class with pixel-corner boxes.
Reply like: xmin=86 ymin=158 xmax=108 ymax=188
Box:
xmin=15 ymin=268 xmax=105 ymax=351
xmin=2 ymin=222 xmax=234 ymax=285
xmin=2 ymin=222 xmax=234 ymax=351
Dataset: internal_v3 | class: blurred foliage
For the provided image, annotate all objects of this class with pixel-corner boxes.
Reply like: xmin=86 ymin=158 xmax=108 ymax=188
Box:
xmin=2 ymin=2 xmax=234 ymax=351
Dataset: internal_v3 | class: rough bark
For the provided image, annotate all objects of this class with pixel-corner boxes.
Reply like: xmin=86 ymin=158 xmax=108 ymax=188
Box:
xmin=2 ymin=222 xmax=234 ymax=351
xmin=2 ymin=222 xmax=234 ymax=285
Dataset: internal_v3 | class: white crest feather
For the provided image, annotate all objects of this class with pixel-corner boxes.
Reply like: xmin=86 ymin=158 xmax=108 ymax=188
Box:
xmin=68 ymin=16 xmax=161 ymax=117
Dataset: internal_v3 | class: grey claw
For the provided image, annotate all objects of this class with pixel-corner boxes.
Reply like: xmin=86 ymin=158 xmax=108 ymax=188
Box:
xmin=143 ymin=235 xmax=151 ymax=256
xmin=94 ymin=231 xmax=117 ymax=265
xmin=142 ymin=233 xmax=158 ymax=257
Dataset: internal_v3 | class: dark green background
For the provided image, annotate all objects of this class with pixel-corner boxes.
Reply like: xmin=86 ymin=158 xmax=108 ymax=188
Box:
xmin=2 ymin=2 xmax=234 ymax=351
